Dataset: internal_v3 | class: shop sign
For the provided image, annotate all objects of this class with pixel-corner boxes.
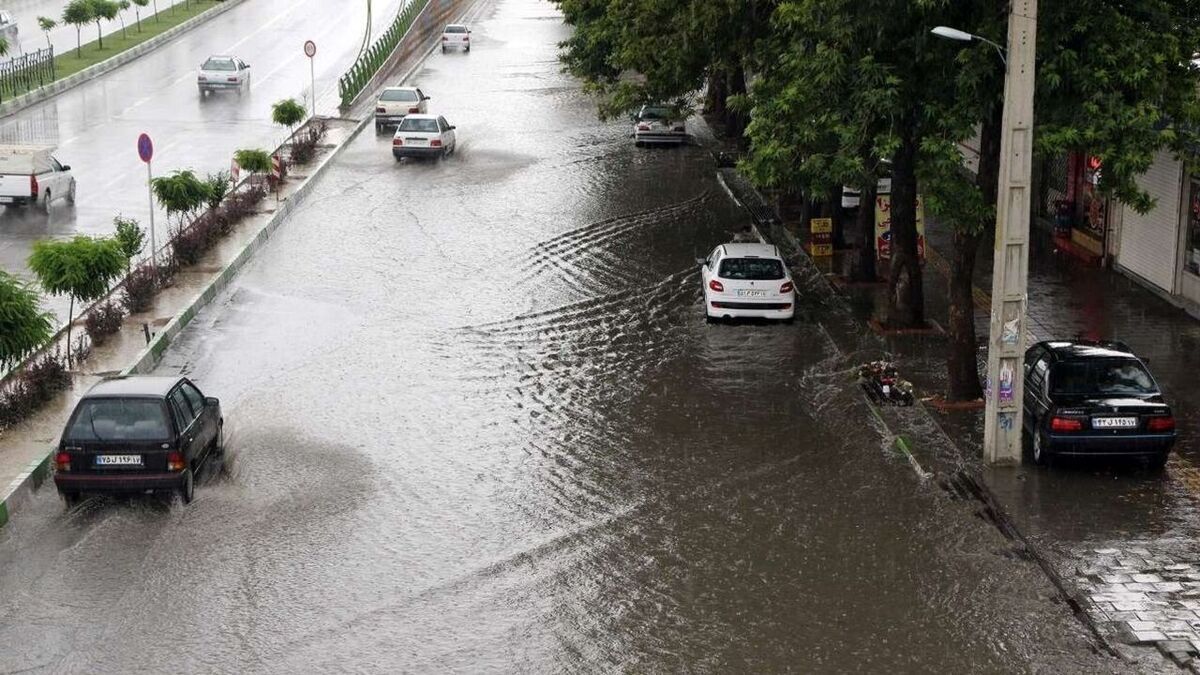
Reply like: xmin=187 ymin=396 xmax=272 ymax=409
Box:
xmin=810 ymin=217 xmax=833 ymax=256
xmin=874 ymin=194 xmax=926 ymax=261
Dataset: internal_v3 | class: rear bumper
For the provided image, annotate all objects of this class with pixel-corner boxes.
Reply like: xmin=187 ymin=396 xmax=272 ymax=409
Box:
xmin=708 ymin=300 xmax=794 ymax=320
xmin=1044 ymin=432 xmax=1177 ymax=457
xmin=635 ymin=131 xmax=687 ymax=144
xmin=0 ymin=196 xmax=32 ymax=206
xmin=198 ymin=82 xmax=240 ymax=90
xmin=375 ymin=114 xmax=409 ymax=125
xmin=393 ymin=147 xmax=443 ymax=158
xmin=54 ymin=472 xmax=184 ymax=494
xmin=442 ymin=41 xmax=469 ymax=49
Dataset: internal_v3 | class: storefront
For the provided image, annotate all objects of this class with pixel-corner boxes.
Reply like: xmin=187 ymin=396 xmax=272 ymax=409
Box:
xmin=1052 ymin=153 xmax=1111 ymax=264
xmin=1176 ymin=173 xmax=1200 ymax=304
xmin=1115 ymin=149 xmax=1183 ymax=294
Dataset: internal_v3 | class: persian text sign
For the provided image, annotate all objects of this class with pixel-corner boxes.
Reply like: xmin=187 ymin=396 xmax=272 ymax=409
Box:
xmin=874 ymin=194 xmax=926 ymax=261
xmin=809 ymin=217 xmax=833 ymax=256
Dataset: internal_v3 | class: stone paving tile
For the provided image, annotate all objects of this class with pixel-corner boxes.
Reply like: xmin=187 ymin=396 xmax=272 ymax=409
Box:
xmin=1134 ymin=573 xmax=1165 ymax=583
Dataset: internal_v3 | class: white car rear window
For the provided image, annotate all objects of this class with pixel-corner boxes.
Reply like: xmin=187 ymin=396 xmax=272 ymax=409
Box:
xmin=718 ymin=258 xmax=785 ymax=280
xmin=380 ymin=89 xmax=419 ymax=102
xmin=398 ymin=118 xmax=439 ymax=132
xmin=203 ymin=58 xmax=236 ymax=71
xmin=444 ymin=25 xmax=468 ymax=33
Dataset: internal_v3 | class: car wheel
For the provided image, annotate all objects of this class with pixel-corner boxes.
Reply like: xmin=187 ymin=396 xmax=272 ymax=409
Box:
xmin=442 ymin=45 xmax=446 ymax=53
xmin=705 ymin=313 xmax=717 ymax=324
xmin=66 ymin=181 xmax=76 ymax=205
xmin=1032 ymin=429 xmax=1050 ymax=466
xmin=60 ymin=491 xmax=81 ymax=507
xmin=179 ymin=469 xmax=194 ymax=504
xmin=465 ymin=46 xmax=470 ymax=53
xmin=635 ymin=140 xmax=645 ymax=148
xmin=783 ymin=316 xmax=795 ymax=326
xmin=41 ymin=190 xmax=50 ymax=213
xmin=211 ymin=424 xmax=225 ymax=457
xmin=1148 ymin=452 xmax=1170 ymax=471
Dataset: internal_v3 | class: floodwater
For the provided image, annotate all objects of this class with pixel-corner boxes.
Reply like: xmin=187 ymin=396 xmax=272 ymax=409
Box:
xmin=0 ymin=0 xmax=1126 ymax=671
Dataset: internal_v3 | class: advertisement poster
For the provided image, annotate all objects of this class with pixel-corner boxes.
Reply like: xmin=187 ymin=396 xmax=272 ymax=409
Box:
xmin=874 ymin=194 xmax=926 ymax=261
xmin=809 ymin=217 xmax=833 ymax=257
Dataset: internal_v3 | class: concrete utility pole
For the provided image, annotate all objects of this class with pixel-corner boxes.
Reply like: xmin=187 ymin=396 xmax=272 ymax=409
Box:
xmin=983 ymin=0 xmax=1038 ymax=465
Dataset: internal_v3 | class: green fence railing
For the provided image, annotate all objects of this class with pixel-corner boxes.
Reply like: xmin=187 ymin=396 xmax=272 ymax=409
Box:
xmin=338 ymin=0 xmax=431 ymax=108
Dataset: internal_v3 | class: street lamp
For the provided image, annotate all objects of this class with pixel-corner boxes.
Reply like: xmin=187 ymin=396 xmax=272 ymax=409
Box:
xmin=930 ymin=25 xmax=1007 ymax=66
xmin=933 ymin=7 xmax=1038 ymax=466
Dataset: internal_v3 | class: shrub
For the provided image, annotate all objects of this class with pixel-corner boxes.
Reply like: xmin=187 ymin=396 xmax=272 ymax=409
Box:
xmin=224 ymin=184 xmax=267 ymax=219
xmin=121 ymin=264 xmax=158 ymax=313
xmin=0 ymin=270 xmax=53 ymax=372
xmin=151 ymin=170 xmax=211 ymax=230
xmin=113 ymin=215 xmax=145 ymax=271
xmin=272 ymin=98 xmax=307 ymax=134
xmin=290 ymin=120 xmax=328 ymax=165
xmin=70 ymin=334 xmax=91 ymax=366
xmin=27 ymin=236 xmax=126 ymax=367
xmin=203 ymin=171 xmax=232 ymax=211
xmin=84 ymin=301 xmax=124 ymax=346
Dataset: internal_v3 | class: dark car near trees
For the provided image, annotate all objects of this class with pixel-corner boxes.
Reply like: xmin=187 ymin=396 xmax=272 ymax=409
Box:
xmin=1022 ymin=340 xmax=1177 ymax=468
xmin=53 ymin=376 xmax=224 ymax=505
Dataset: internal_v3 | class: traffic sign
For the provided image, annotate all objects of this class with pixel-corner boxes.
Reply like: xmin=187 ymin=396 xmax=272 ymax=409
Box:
xmin=304 ymin=40 xmax=316 ymax=58
xmin=137 ymin=133 xmax=153 ymax=163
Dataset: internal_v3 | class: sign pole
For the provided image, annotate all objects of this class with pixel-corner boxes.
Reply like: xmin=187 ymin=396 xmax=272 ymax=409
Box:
xmin=304 ymin=40 xmax=317 ymax=117
xmin=138 ymin=132 xmax=157 ymax=275
xmin=983 ymin=0 xmax=1038 ymax=465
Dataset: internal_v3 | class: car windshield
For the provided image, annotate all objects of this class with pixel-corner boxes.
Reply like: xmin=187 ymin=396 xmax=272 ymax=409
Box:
xmin=640 ymin=106 xmax=674 ymax=120
xmin=1051 ymin=359 xmax=1157 ymax=395
xmin=398 ymin=118 xmax=439 ymax=132
xmin=444 ymin=25 xmax=467 ymax=33
xmin=203 ymin=58 xmax=236 ymax=71
xmin=718 ymin=257 xmax=785 ymax=280
xmin=65 ymin=399 xmax=171 ymax=442
xmin=380 ymin=89 xmax=419 ymax=102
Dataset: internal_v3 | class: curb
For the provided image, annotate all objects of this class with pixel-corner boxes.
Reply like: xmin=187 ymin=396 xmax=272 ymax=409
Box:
xmin=0 ymin=0 xmax=480 ymax=530
xmin=0 ymin=0 xmax=249 ymax=122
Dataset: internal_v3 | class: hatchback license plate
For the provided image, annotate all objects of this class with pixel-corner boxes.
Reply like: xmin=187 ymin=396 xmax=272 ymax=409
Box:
xmin=0 ymin=197 xmax=13 ymax=203
xmin=95 ymin=454 xmax=142 ymax=466
xmin=737 ymin=289 xmax=767 ymax=298
xmin=1093 ymin=417 xmax=1137 ymax=429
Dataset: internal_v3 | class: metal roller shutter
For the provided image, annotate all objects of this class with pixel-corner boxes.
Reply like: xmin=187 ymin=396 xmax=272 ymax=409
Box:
xmin=1119 ymin=151 xmax=1182 ymax=292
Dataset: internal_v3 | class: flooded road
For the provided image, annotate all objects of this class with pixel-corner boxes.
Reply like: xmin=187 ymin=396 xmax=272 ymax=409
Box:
xmin=0 ymin=0 xmax=1124 ymax=671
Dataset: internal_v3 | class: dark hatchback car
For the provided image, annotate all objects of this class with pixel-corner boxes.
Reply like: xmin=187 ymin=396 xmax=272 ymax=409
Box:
xmin=53 ymin=376 xmax=223 ymax=505
xmin=1023 ymin=340 xmax=1177 ymax=468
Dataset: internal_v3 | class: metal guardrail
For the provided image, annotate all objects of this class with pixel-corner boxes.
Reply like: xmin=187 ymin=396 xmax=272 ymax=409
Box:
xmin=0 ymin=48 xmax=54 ymax=103
xmin=338 ymin=0 xmax=430 ymax=107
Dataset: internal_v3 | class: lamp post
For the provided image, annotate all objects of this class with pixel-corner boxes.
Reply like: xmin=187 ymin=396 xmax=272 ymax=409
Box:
xmin=932 ymin=0 xmax=1038 ymax=465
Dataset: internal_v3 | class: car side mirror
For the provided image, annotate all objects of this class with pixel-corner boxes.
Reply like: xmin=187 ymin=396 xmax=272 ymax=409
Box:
xmin=205 ymin=396 xmax=219 ymax=407
xmin=448 ymin=125 xmax=456 ymax=130
xmin=424 ymin=96 xmax=432 ymax=100
xmin=60 ymin=164 xmax=70 ymax=171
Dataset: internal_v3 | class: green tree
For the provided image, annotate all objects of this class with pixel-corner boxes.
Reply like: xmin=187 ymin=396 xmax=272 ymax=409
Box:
xmin=0 ymin=271 xmax=54 ymax=372
xmin=271 ymin=98 xmax=307 ymax=141
xmin=87 ymin=0 xmax=119 ymax=49
xmin=150 ymin=170 xmax=210 ymax=230
xmin=234 ymin=148 xmax=272 ymax=177
xmin=36 ymin=16 xmax=56 ymax=50
xmin=113 ymin=215 xmax=145 ymax=272
xmin=27 ymin=237 xmax=126 ymax=366
xmin=62 ymin=0 xmax=94 ymax=58
xmin=202 ymin=171 xmax=231 ymax=210
xmin=116 ymin=0 xmax=130 ymax=38
xmin=131 ymin=0 xmax=147 ymax=31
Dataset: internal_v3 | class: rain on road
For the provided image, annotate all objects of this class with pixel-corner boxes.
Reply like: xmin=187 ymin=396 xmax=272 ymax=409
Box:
xmin=0 ymin=0 xmax=1125 ymax=671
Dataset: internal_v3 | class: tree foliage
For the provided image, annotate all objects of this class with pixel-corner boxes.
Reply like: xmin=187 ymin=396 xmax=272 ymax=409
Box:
xmin=113 ymin=215 xmax=145 ymax=270
xmin=28 ymin=236 xmax=125 ymax=366
xmin=151 ymin=170 xmax=210 ymax=229
xmin=62 ymin=0 xmax=93 ymax=58
xmin=86 ymin=0 xmax=118 ymax=49
xmin=36 ymin=16 xmax=56 ymax=50
xmin=0 ymin=271 xmax=53 ymax=372
xmin=234 ymin=148 xmax=272 ymax=175
xmin=271 ymin=98 xmax=307 ymax=135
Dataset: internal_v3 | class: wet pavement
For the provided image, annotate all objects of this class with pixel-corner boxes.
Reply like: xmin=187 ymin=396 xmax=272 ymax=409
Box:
xmin=0 ymin=0 xmax=1135 ymax=671
xmin=0 ymin=0 xmax=406 ymax=326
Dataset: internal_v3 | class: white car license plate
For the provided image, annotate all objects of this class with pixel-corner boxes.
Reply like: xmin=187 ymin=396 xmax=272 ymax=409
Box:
xmin=95 ymin=454 xmax=143 ymax=466
xmin=405 ymin=138 xmax=428 ymax=146
xmin=0 ymin=197 xmax=13 ymax=203
xmin=1093 ymin=417 xmax=1137 ymax=429
xmin=737 ymin=289 xmax=767 ymax=297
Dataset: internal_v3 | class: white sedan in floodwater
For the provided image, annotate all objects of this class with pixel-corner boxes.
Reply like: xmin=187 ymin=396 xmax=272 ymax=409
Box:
xmin=699 ymin=242 xmax=795 ymax=323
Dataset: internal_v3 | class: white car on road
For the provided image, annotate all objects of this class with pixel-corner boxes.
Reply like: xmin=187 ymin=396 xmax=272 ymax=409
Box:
xmin=197 ymin=55 xmax=250 ymax=95
xmin=0 ymin=145 xmax=75 ymax=211
xmin=392 ymin=114 xmax=457 ymax=160
xmin=633 ymin=104 xmax=687 ymax=146
xmin=700 ymin=242 xmax=795 ymax=323
xmin=442 ymin=24 xmax=471 ymax=52
xmin=375 ymin=86 xmax=428 ymax=133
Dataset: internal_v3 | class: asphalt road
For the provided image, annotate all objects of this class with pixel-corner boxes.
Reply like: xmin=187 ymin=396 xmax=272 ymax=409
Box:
xmin=0 ymin=0 xmax=407 ymax=326
xmin=0 ymin=0 xmax=1127 ymax=672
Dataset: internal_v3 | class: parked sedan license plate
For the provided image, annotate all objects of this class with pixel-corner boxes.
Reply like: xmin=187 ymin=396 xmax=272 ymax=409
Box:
xmin=737 ymin=289 xmax=767 ymax=297
xmin=95 ymin=454 xmax=143 ymax=466
xmin=0 ymin=197 xmax=13 ymax=203
xmin=1093 ymin=417 xmax=1137 ymax=429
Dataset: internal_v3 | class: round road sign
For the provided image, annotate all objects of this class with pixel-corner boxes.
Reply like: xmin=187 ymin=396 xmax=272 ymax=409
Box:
xmin=137 ymin=133 xmax=153 ymax=163
xmin=304 ymin=40 xmax=316 ymax=58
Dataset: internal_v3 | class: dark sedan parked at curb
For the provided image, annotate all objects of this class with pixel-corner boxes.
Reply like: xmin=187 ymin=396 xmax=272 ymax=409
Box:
xmin=53 ymin=376 xmax=224 ymax=506
xmin=1022 ymin=340 xmax=1176 ymax=468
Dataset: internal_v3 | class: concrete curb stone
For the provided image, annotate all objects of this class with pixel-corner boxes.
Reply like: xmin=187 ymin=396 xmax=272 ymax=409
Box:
xmin=0 ymin=0 xmax=249 ymax=122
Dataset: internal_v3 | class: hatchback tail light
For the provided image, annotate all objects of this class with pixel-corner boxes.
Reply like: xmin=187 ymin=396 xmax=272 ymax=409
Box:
xmin=1050 ymin=417 xmax=1084 ymax=432
xmin=167 ymin=451 xmax=186 ymax=472
xmin=393 ymin=138 xmax=403 ymax=146
xmin=227 ymin=77 xmax=238 ymax=82
xmin=430 ymin=139 xmax=443 ymax=147
xmin=53 ymin=451 xmax=70 ymax=472
xmin=408 ymin=107 xmax=419 ymax=113
xmin=780 ymin=282 xmax=794 ymax=294
xmin=376 ymin=106 xmax=386 ymax=113
xmin=442 ymin=36 xmax=448 ymax=41
xmin=198 ymin=75 xmax=207 ymax=81
xmin=708 ymin=279 xmax=724 ymax=292
xmin=637 ymin=123 xmax=650 ymax=131
xmin=30 ymin=173 xmax=37 ymax=198
xmin=462 ymin=36 xmax=469 ymax=41
xmin=1148 ymin=416 xmax=1176 ymax=432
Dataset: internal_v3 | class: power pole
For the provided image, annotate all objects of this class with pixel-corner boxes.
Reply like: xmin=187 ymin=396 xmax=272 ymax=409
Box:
xmin=983 ymin=0 xmax=1038 ymax=464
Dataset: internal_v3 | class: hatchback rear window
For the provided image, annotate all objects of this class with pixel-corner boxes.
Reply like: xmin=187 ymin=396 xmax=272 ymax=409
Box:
xmin=444 ymin=25 xmax=467 ymax=33
xmin=398 ymin=118 xmax=439 ymax=132
xmin=380 ymin=89 xmax=419 ymax=102
xmin=718 ymin=257 xmax=785 ymax=280
xmin=1051 ymin=359 xmax=1157 ymax=395
xmin=66 ymin=399 xmax=171 ymax=442
xmin=640 ymin=107 xmax=674 ymax=120
xmin=202 ymin=58 xmax=236 ymax=71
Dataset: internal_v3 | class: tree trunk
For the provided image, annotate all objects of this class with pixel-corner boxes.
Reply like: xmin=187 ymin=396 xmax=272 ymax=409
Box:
xmin=946 ymin=106 xmax=1003 ymax=401
xmin=886 ymin=120 xmax=924 ymax=328
xmin=850 ymin=179 xmax=877 ymax=282
xmin=66 ymin=295 xmax=74 ymax=368
xmin=724 ymin=65 xmax=748 ymax=139
xmin=75 ymin=27 xmax=81 ymax=57
xmin=704 ymin=69 xmax=727 ymax=118
xmin=826 ymin=185 xmax=846 ymax=248
xmin=95 ymin=21 xmax=103 ymax=49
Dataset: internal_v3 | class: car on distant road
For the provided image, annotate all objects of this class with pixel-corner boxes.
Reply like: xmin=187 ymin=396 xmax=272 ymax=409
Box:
xmin=375 ymin=86 xmax=429 ymax=133
xmin=0 ymin=10 xmax=19 ymax=43
xmin=633 ymin=104 xmax=687 ymax=147
xmin=699 ymin=242 xmax=795 ymax=324
xmin=1022 ymin=339 xmax=1177 ymax=468
xmin=0 ymin=145 xmax=75 ymax=211
xmin=442 ymin=24 xmax=471 ymax=52
xmin=53 ymin=376 xmax=224 ymax=506
xmin=198 ymin=55 xmax=250 ymax=95
xmin=392 ymin=114 xmax=457 ymax=160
